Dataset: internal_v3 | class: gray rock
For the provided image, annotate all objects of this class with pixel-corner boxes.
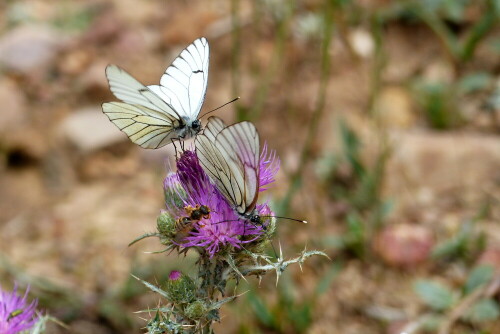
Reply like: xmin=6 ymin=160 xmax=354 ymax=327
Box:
xmin=0 ymin=78 xmax=27 ymax=136
xmin=0 ymin=25 xmax=66 ymax=74
xmin=58 ymin=107 xmax=127 ymax=153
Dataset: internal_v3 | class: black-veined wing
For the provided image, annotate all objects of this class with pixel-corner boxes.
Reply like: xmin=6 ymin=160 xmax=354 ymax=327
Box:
xmin=196 ymin=117 xmax=260 ymax=216
xmin=102 ymin=102 xmax=180 ymax=149
xmin=202 ymin=115 xmax=225 ymax=142
xmin=102 ymin=37 xmax=209 ymax=148
xmin=148 ymin=37 xmax=209 ymax=124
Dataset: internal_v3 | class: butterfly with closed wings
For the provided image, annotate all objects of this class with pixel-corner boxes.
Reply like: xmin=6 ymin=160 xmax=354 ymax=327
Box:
xmin=102 ymin=37 xmax=209 ymax=149
xmin=195 ymin=117 xmax=307 ymax=227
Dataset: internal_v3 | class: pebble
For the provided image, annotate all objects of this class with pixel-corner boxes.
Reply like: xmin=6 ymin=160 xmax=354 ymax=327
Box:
xmin=58 ymin=107 xmax=127 ymax=153
xmin=0 ymin=79 xmax=27 ymax=136
xmin=374 ymin=224 xmax=434 ymax=268
xmin=0 ymin=25 xmax=66 ymax=74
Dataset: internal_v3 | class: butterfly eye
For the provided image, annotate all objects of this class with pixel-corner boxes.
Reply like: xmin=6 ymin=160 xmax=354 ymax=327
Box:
xmin=192 ymin=120 xmax=201 ymax=131
xmin=250 ymin=215 xmax=261 ymax=224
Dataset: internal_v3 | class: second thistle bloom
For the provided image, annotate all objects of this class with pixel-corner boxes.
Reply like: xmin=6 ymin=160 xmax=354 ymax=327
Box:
xmin=162 ymin=147 xmax=279 ymax=257
xmin=0 ymin=284 xmax=39 ymax=334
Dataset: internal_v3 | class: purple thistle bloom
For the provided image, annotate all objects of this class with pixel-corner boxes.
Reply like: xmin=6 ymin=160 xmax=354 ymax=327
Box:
xmin=168 ymin=270 xmax=182 ymax=281
xmin=163 ymin=148 xmax=279 ymax=257
xmin=259 ymin=143 xmax=280 ymax=192
xmin=0 ymin=284 xmax=38 ymax=334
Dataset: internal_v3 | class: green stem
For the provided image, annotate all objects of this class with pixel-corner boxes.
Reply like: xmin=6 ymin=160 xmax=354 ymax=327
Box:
xmin=416 ymin=6 xmax=459 ymax=64
xmin=280 ymin=0 xmax=336 ymax=214
xmin=460 ymin=0 xmax=498 ymax=63
xmin=246 ymin=1 xmax=295 ymax=121
xmin=366 ymin=12 xmax=385 ymax=118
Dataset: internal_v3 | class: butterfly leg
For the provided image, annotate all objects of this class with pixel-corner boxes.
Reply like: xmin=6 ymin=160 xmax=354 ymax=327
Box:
xmin=171 ymin=138 xmax=179 ymax=160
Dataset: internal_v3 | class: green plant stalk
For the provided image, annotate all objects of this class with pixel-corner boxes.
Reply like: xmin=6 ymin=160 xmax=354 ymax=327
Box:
xmin=280 ymin=0 xmax=336 ymax=214
xmin=415 ymin=6 xmax=460 ymax=63
xmin=414 ymin=0 xmax=499 ymax=66
xmin=367 ymin=11 xmax=385 ymax=118
xmin=245 ymin=1 xmax=295 ymax=121
xmin=460 ymin=0 xmax=499 ymax=62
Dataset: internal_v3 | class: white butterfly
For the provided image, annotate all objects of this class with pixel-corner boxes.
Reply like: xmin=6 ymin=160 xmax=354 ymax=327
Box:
xmin=195 ymin=116 xmax=263 ymax=224
xmin=102 ymin=37 xmax=209 ymax=149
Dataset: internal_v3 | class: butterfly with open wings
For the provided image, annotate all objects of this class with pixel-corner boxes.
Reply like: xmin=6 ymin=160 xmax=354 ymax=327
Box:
xmin=102 ymin=37 xmax=209 ymax=149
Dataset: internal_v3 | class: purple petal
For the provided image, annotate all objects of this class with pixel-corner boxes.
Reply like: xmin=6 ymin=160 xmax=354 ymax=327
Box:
xmin=0 ymin=284 xmax=39 ymax=334
xmin=259 ymin=143 xmax=280 ymax=192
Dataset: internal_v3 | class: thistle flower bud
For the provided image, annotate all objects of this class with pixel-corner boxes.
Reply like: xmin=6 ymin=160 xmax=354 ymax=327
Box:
xmin=157 ymin=212 xmax=176 ymax=236
xmin=262 ymin=216 xmax=277 ymax=238
xmin=164 ymin=271 xmax=196 ymax=304
xmin=163 ymin=173 xmax=187 ymax=210
xmin=185 ymin=300 xmax=207 ymax=320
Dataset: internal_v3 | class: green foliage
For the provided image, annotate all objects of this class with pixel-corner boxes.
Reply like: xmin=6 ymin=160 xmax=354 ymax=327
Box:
xmin=246 ymin=291 xmax=278 ymax=329
xmin=317 ymin=121 xmax=391 ymax=259
xmin=371 ymin=0 xmax=500 ymax=130
xmin=411 ymin=80 xmax=460 ymax=129
xmin=431 ymin=221 xmax=486 ymax=261
xmin=31 ymin=315 xmax=68 ymax=334
xmin=458 ymin=72 xmax=494 ymax=94
xmin=51 ymin=5 xmax=95 ymax=32
xmin=411 ymin=71 xmax=494 ymax=129
xmin=393 ymin=0 xmax=500 ymax=64
xmin=464 ymin=265 xmax=494 ymax=294
xmin=464 ymin=298 xmax=500 ymax=324
xmin=420 ymin=314 xmax=445 ymax=332
xmin=414 ymin=280 xmax=458 ymax=311
xmin=340 ymin=214 xmax=366 ymax=258
xmin=241 ymin=264 xmax=341 ymax=333
xmin=414 ymin=265 xmax=500 ymax=330
xmin=320 ymin=121 xmax=390 ymax=217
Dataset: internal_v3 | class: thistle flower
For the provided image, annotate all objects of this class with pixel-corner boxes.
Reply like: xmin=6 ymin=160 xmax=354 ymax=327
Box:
xmin=259 ymin=143 xmax=280 ymax=192
xmin=137 ymin=138 xmax=327 ymax=334
xmin=162 ymin=149 xmax=279 ymax=257
xmin=164 ymin=271 xmax=196 ymax=304
xmin=0 ymin=284 xmax=39 ymax=334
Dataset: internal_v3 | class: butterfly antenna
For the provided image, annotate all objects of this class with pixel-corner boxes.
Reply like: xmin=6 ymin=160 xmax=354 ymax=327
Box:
xmin=265 ymin=216 xmax=308 ymax=224
xmin=212 ymin=219 xmax=242 ymax=225
xmin=199 ymin=97 xmax=240 ymax=119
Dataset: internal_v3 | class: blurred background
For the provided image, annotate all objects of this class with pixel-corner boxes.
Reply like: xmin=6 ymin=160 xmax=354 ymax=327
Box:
xmin=1 ymin=0 xmax=500 ymax=333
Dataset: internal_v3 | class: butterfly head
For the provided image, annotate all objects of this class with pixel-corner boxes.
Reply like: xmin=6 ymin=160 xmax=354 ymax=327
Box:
xmin=179 ymin=118 xmax=202 ymax=139
xmin=248 ymin=214 xmax=260 ymax=224
xmin=248 ymin=214 xmax=267 ymax=230
xmin=191 ymin=119 xmax=202 ymax=132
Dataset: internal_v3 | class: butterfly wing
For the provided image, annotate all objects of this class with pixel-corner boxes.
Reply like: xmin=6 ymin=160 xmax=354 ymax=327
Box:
xmin=196 ymin=128 xmax=236 ymax=206
xmin=148 ymin=37 xmax=209 ymax=123
xmin=105 ymin=64 xmax=179 ymax=116
xmin=203 ymin=116 xmax=226 ymax=142
xmin=215 ymin=122 xmax=260 ymax=214
xmin=102 ymin=102 xmax=179 ymax=149
xmin=104 ymin=64 xmax=187 ymax=148
xmin=196 ymin=120 xmax=260 ymax=215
